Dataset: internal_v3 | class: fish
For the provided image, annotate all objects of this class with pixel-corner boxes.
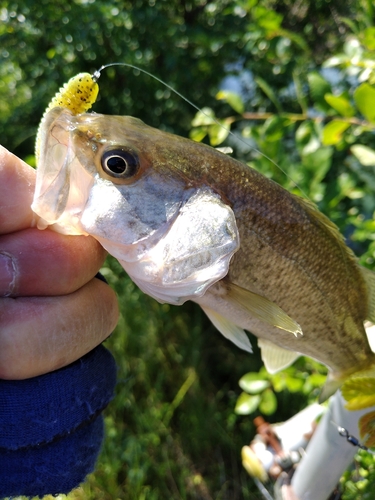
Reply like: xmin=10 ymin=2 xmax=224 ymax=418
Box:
xmin=31 ymin=104 xmax=375 ymax=404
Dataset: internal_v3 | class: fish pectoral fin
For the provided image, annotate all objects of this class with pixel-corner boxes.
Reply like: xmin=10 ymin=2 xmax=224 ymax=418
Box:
xmin=226 ymin=282 xmax=303 ymax=337
xmin=361 ymin=266 xmax=375 ymax=323
xmin=201 ymin=306 xmax=252 ymax=353
xmin=258 ymin=338 xmax=300 ymax=374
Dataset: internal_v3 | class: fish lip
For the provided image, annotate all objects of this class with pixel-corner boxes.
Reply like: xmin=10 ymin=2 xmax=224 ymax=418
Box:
xmin=32 ymin=107 xmax=93 ymax=233
xmin=32 ymin=108 xmax=74 ymax=223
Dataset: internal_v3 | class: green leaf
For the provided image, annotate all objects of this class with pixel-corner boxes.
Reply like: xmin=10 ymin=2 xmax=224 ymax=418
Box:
xmin=324 ymin=93 xmax=355 ymax=117
xmin=363 ymin=27 xmax=375 ymax=51
xmin=307 ymin=373 xmax=327 ymax=387
xmin=302 ymin=147 xmax=332 ymax=181
xmin=308 ymin=72 xmax=331 ymax=105
xmin=259 ymin=389 xmax=277 ymax=415
xmin=239 ymin=372 xmax=269 ymax=394
xmin=240 ymin=379 xmax=270 ymax=394
xmin=189 ymin=127 xmax=207 ymax=143
xmin=344 ymin=37 xmax=363 ymax=58
xmin=262 ymin=116 xmax=285 ymax=142
xmin=351 ymin=145 xmax=375 ymax=166
xmin=234 ymin=392 xmax=261 ymax=415
xmin=255 ymin=76 xmax=282 ymax=112
xmin=269 ymin=373 xmax=286 ymax=392
xmin=323 ymin=54 xmax=349 ymax=68
xmin=322 ymin=120 xmax=350 ymax=146
xmin=216 ymin=90 xmax=244 ymax=114
xmin=354 ymin=83 xmax=375 ymax=123
xmin=295 ymin=121 xmax=315 ymax=147
xmin=191 ymin=107 xmax=216 ymax=126
xmin=284 ymin=376 xmax=304 ymax=392
xmin=208 ymin=122 xmax=230 ymax=146
xmin=293 ymin=71 xmax=308 ymax=114
xmin=278 ymin=29 xmax=309 ymax=53
xmin=253 ymin=6 xmax=282 ymax=31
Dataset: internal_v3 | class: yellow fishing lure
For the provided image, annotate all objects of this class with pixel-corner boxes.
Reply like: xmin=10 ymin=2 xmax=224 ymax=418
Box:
xmin=35 ymin=72 xmax=99 ymax=163
xmin=45 ymin=72 xmax=99 ymax=115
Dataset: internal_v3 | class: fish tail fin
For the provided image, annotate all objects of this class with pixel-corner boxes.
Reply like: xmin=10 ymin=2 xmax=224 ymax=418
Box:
xmin=319 ymin=373 xmax=344 ymax=403
xmin=340 ymin=362 xmax=375 ymax=410
xmin=320 ymin=364 xmax=375 ymax=406
xmin=321 ymin=359 xmax=375 ymax=409
xmin=318 ymin=314 xmax=375 ymax=405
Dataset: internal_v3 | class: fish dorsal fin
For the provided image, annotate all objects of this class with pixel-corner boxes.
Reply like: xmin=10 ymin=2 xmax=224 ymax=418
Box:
xmin=361 ymin=267 xmax=375 ymax=323
xmin=201 ymin=306 xmax=252 ymax=353
xmin=226 ymin=282 xmax=303 ymax=337
xmin=296 ymin=195 xmax=347 ymax=245
xmin=258 ymin=338 xmax=300 ymax=374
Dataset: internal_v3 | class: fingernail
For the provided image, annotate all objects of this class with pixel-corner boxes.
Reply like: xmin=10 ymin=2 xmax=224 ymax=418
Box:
xmin=0 ymin=253 xmax=16 ymax=296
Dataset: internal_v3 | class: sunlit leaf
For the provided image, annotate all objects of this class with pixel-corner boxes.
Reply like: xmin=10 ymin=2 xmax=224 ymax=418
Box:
xmin=295 ymin=121 xmax=315 ymax=147
xmin=285 ymin=376 xmax=304 ymax=392
xmin=363 ymin=27 xmax=375 ymax=51
xmin=322 ymin=120 xmax=350 ymax=145
xmin=239 ymin=372 xmax=269 ymax=393
xmin=189 ymin=127 xmax=207 ymax=143
xmin=253 ymin=6 xmax=282 ymax=31
xmin=324 ymin=93 xmax=355 ymax=117
xmin=259 ymin=388 xmax=277 ymax=415
xmin=354 ymin=83 xmax=375 ymax=123
xmin=208 ymin=122 xmax=230 ymax=146
xmin=234 ymin=392 xmax=261 ymax=415
xmin=46 ymin=47 xmax=56 ymax=59
xmin=191 ymin=107 xmax=216 ymax=126
xmin=240 ymin=379 xmax=270 ymax=394
xmin=351 ymin=145 xmax=375 ymax=167
xmin=269 ymin=373 xmax=286 ymax=392
xmin=308 ymin=373 xmax=327 ymax=387
xmin=323 ymin=54 xmax=349 ymax=68
xmin=344 ymin=37 xmax=363 ymax=58
xmin=216 ymin=90 xmax=244 ymax=114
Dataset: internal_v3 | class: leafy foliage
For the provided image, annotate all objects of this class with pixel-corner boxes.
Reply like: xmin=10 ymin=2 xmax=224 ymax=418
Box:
xmin=3 ymin=0 xmax=375 ymax=498
xmin=340 ymin=450 xmax=375 ymax=500
xmin=235 ymin=362 xmax=327 ymax=417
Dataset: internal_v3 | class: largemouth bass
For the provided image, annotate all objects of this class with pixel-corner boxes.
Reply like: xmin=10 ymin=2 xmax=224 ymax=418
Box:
xmin=32 ymin=106 xmax=375 ymax=402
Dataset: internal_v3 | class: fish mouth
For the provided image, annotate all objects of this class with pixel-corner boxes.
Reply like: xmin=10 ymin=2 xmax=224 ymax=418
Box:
xmin=32 ymin=107 xmax=95 ymax=234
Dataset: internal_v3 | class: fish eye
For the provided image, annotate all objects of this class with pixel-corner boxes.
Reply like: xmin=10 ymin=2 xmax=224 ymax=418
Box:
xmin=101 ymin=148 xmax=139 ymax=178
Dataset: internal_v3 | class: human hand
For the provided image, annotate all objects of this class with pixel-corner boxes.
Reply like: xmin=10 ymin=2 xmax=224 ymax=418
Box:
xmin=0 ymin=145 xmax=119 ymax=379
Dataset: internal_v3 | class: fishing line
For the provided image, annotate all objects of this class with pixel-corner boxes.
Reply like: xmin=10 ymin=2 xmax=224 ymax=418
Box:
xmin=92 ymin=62 xmax=306 ymax=196
xmin=330 ymin=420 xmax=375 ymax=455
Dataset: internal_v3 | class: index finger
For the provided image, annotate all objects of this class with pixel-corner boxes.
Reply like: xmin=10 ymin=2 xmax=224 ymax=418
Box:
xmin=0 ymin=145 xmax=36 ymax=234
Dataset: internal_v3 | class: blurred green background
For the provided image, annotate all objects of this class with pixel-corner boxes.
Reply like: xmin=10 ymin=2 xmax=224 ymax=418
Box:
xmin=2 ymin=0 xmax=375 ymax=498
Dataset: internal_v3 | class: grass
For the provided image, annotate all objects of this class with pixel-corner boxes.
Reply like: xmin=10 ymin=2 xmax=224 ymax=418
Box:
xmin=12 ymin=262 xmax=374 ymax=499
xmin=66 ymin=256 xmax=268 ymax=499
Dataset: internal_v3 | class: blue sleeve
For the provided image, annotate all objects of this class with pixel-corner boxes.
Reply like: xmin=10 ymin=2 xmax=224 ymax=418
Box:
xmin=0 ymin=344 xmax=117 ymax=497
